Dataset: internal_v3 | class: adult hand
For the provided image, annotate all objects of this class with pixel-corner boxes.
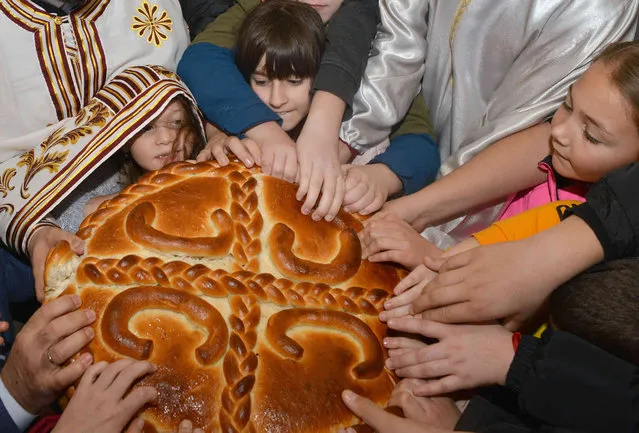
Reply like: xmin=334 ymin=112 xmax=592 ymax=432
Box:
xmin=359 ymin=215 xmax=442 ymax=269
xmin=379 ymin=264 xmax=437 ymax=322
xmin=388 ymin=379 xmax=460 ymax=429
xmin=342 ymin=164 xmax=401 ymax=216
xmin=51 ymin=360 xmax=158 ymax=433
xmin=28 ymin=225 xmax=85 ymax=301
xmin=338 ymin=390 xmax=450 ymax=433
xmin=198 ymin=122 xmax=261 ymax=168
xmin=385 ymin=317 xmax=513 ymax=396
xmin=1 ymin=295 xmax=95 ymax=414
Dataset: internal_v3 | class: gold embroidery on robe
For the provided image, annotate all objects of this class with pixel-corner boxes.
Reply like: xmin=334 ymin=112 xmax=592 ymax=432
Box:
xmin=131 ymin=0 xmax=173 ymax=47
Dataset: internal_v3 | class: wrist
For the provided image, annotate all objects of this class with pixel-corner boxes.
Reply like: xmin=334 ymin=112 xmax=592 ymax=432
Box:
xmin=369 ymin=164 xmax=403 ymax=197
xmin=1 ymin=370 xmax=38 ymax=415
xmin=245 ymin=122 xmax=295 ymax=147
xmin=494 ymin=330 xmax=516 ymax=386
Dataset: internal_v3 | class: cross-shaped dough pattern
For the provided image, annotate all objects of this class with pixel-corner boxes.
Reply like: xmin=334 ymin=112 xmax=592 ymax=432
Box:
xmin=45 ymin=161 xmax=404 ymax=432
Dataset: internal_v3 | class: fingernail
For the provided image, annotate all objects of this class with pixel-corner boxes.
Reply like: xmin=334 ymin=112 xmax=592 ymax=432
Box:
xmin=385 ymin=359 xmax=394 ymax=369
xmin=342 ymin=389 xmax=356 ymax=403
xmin=135 ymin=418 xmax=145 ymax=429
xmin=379 ymin=312 xmax=388 ymax=322
xmin=383 ymin=300 xmax=393 ymax=309
xmin=79 ymin=352 xmax=93 ymax=365
xmin=71 ymin=295 xmax=82 ymax=307
xmin=85 ymin=327 xmax=94 ymax=338
xmin=325 ymin=215 xmax=334 ymax=222
xmin=245 ymin=158 xmax=254 ymax=167
xmin=382 ymin=338 xmax=391 ymax=347
xmin=301 ymin=208 xmax=310 ymax=215
xmin=85 ymin=309 xmax=96 ymax=321
xmin=344 ymin=207 xmax=351 ymax=212
xmin=312 ymin=214 xmax=321 ymax=221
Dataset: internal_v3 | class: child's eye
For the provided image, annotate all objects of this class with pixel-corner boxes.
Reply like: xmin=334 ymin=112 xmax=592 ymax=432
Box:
xmin=141 ymin=124 xmax=155 ymax=133
xmin=287 ymin=78 xmax=303 ymax=86
xmin=167 ymin=119 xmax=185 ymax=129
xmin=584 ymin=128 xmax=602 ymax=144
xmin=252 ymin=78 xmax=269 ymax=87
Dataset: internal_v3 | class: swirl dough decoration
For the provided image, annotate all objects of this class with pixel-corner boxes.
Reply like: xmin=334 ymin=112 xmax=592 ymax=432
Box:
xmin=44 ymin=161 xmax=405 ymax=433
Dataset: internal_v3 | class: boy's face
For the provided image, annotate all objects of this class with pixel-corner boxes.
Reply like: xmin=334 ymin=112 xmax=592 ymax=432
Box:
xmin=299 ymin=0 xmax=344 ymax=23
xmin=250 ymin=56 xmax=313 ymax=132
xmin=130 ymin=99 xmax=194 ymax=172
xmin=550 ymin=61 xmax=639 ymax=182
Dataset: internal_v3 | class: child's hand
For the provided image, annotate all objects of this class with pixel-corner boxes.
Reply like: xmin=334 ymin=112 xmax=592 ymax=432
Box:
xmin=294 ymin=91 xmax=346 ymax=222
xmin=51 ymin=360 xmax=158 ymax=433
xmin=385 ymin=318 xmax=514 ymax=395
xmin=342 ymin=164 xmax=402 ymax=216
xmin=200 ymin=122 xmax=261 ymax=168
xmin=359 ymin=215 xmax=442 ymax=269
xmin=388 ymin=379 xmax=461 ymax=429
xmin=295 ymin=135 xmax=344 ymax=222
xmin=244 ymin=122 xmax=297 ymax=181
xmin=338 ymin=390 xmax=435 ymax=433
xmin=84 ymin=194 xmax=116 ymax=217
xmin=28 ymin=226 xmax=85 ymax=301
xmin=126 ymin=419 xmax=204 ymax=433
xmin=379 ymin=264 xmax=437 ymax=322
xmin=0 ymin=316 xmax=8 ymax=345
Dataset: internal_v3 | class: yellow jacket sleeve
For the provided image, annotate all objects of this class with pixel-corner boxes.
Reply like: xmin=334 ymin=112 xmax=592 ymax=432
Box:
xmin=192 ymin=0 xmax=260 ymax=48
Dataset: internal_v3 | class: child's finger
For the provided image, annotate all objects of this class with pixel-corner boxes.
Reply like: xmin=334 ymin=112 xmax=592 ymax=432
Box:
xmin=283 ymin=150 xmax=298 ymax=183
xmin=412 ymin=375 xmax=463 ymax=397
xmin=301 ymin=168 xmax=322 ymax=215
xmin=386 ymin=317 xmax=449 ymax=339
xmin=313 ymin=173 xmax=338 ymax=221
xmin=378 ymin=304 xmax=411 ymax=322
xmin=325 ymin=175 xmax=345 ymax=222
xmin=227 ymin=137 xmax=254 ymax=167
xmin=383 ymin=336 xmax=428 ymax=351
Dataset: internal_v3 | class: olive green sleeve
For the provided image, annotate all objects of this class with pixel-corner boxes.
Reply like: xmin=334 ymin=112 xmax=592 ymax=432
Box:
xmin=192 ymin=0 xmax=260 ymax=48
xmin=390 ymin=91 xmax=435 ymax=139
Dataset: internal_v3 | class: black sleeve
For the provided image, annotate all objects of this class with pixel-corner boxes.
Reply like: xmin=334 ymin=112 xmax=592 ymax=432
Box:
xmin=455 ymin=394 xmax=587 ymax=433
xmin=179 ymin=0 xmax=235 ymax=39
xmin=568 ymin=162 xmax=639 ymax=261
xmin=313 ymin=0 xmax=380 ymax=107
xmin=505 ymin=329 xmax=639 ymax=433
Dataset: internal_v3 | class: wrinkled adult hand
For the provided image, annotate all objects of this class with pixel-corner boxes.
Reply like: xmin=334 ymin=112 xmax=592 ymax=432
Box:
xmin=51 ymin=360 xmax=158 ymax=433
xmin=386 ymin=317 xmax=513 ymax=396
xmin=28 ymin=226 xmax=85 ymax=301
xmin=338 ymin=390 xmax=449 ymax=433
xmin=380 ymin=264 xmax=437 ymax=322
xmin=1 ymin=295 xmax=95 ymax=414
xmin=359 ymin=215 xmax=442 ymax=269
xmin=199 ymin=122 xmax=261 ymax=168
xmin=388 ymin=379 xmax=461 ymax=429
xmin=342 ymin=164 xmax=401 ymax=216
xmin=411 ymin=239 xmax=562 ymax=330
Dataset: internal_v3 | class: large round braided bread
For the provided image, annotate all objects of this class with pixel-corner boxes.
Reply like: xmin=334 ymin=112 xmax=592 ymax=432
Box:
xmin=44 ymin=161 xmax=404 ymax=433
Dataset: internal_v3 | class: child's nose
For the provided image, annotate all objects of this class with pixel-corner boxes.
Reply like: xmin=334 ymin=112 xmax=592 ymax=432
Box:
xmin=156 ymin=125 xmax=177 ymax=145
xmin=269 ymin=82 xmax=287 ymax=108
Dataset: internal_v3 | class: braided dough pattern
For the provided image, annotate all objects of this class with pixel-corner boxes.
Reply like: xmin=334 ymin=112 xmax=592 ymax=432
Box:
xmin=45 ymin=161 xmax=403 ymax=433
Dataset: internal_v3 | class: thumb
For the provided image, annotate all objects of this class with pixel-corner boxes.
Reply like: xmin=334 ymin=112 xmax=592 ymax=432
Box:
xmin=124 ymin=417 xmax=146 ymax=433
xmin=60 ymin=231 xmax=85 ymax=255
xmin=423 ymin=254 xmax=445 ymax=272
xmin=341 ymin=390 xmax=395 ymax=431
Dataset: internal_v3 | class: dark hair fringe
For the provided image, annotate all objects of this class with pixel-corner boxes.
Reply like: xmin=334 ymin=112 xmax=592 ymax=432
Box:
xmin=235 ymin=0 xmax=326 ymax=81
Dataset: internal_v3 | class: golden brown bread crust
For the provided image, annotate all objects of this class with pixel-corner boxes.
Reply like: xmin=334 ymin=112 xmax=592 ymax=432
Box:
xmin=45 ymin=161 xmax=405 ymax=432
